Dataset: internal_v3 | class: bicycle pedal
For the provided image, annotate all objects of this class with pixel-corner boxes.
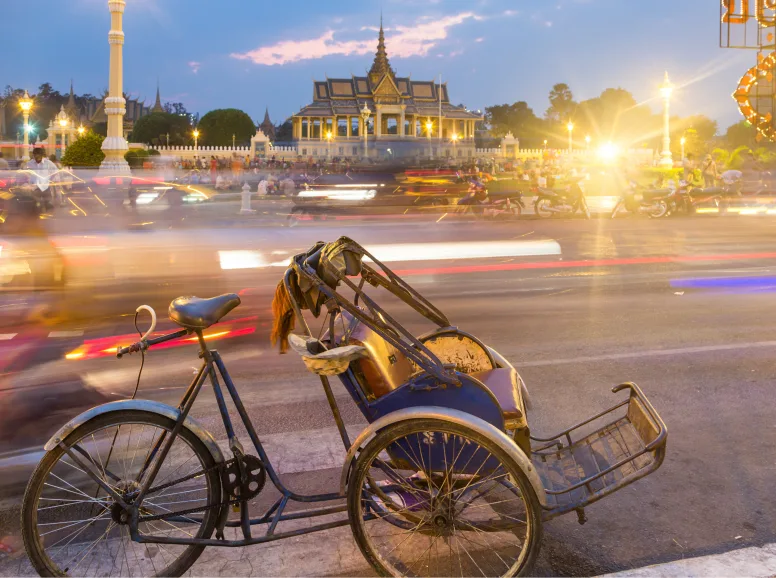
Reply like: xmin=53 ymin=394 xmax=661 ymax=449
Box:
xmin=232 ymin=503 xmax=241 ymax=513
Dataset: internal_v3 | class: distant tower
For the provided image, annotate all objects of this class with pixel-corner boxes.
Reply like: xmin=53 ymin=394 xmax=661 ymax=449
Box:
xmin=151 ymin=80 xmax=164 ymax=113
xmin=100 ymin=0 xmax=130 ymax=174
xmin=260 ymin=108 xmax=276 ymax=141
xmin=368 ymin=16 xmax=395 ymax=86
xmin=65 ymin=80 xmax=79 ymax=121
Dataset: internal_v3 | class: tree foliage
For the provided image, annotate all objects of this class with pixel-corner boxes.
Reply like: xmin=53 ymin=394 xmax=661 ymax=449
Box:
xmin=130 ymin=112 xmax=192 ymax=146
xmin=725 ymin=120 xmax=755 ymax=149
xmin=197 ymin=108 xmax=256 ymax=147
xmin=484 ymin=101 xmax=543 ymax=147
xmin=545 ymin=83 xmax=576 ymax=123
xmin=61 ymin=131 xmax=105 ymax=167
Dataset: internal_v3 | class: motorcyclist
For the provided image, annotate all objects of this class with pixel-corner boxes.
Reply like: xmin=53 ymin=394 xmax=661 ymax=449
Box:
xmin=25 ymin=147 xmax=59 ymax=210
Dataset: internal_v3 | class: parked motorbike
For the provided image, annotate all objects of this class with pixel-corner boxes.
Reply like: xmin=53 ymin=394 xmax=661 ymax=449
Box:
xmin=456 ymin=180 xmax=524 ymax=219
xmin=610 ymin=182 xmax=670 ymax=219
xmin=534 ymin=180 xmax=590 ymax=219
xmin=668 ymin=181 xmax=725 ymax=215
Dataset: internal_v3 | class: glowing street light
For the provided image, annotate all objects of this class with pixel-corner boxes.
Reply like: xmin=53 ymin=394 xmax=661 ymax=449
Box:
xmin=566 ymin=121 xmax=574 ymax=154
xmin=543 ymin=139 xmax=548 ymax=150
xmin=426 ymin=119 xmax=433 ymax=158
xmin=326 ymin=130 xmax=333 ymax=158
xmin=585 ymin=135 xmax=591 ymax=149
xmin=452 ymin=132 xmax=459 ymax=158
xmin=77 ymin=124 xmax=86 ymax=136
xmin=680 ymin=136 xmax=686 ymax=160
xmin=659 ymin=71 xmax=674 ymax=168
xmin=360 ymin=104 xmax=371 ymax=159
xmin=193 ymin=129 xmax=199 ymax=150
xmin=19 ymin=91 xmax=33 ymax=162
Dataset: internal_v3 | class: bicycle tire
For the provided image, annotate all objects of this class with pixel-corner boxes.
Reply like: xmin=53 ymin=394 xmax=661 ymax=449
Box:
xmin=22 ymin=409 xmax=222 ymax=577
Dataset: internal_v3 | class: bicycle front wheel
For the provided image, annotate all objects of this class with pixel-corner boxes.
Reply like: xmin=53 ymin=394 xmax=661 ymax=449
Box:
xmin=348 ymin=418 xmax=542 ymax=577
xmin=22 ymin=410 xmax=222 ymax=577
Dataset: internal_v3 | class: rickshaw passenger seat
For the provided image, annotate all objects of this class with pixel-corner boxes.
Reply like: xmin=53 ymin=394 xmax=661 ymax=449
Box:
xmin=468 ymin=369 xmax=524 ymax=423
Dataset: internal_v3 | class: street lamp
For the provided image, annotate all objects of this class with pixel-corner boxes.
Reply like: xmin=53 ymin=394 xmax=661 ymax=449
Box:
xmin=232 ymin=133 xmax=236 ymax=149
xmin=193 ymin=129 xmax=199 ymax=151
xmin=566 ymin=121 xmax=574 ymax=155
xmin=659 ymin=71 xmax=673 ymax=168
xmin=452 ymin=132 xmax=459 ymax=159
xmin=326 ymin=130 xmax=332 ymax=158
xmin=77 ymin=124 xmax=86 ymax=137
xmin=166 ymin=132 xmax=170 ymax=147
xmin=585 ymin=135 xmax=591 ymax=150
xmin=680 ymin=136 xmax=686 ymax=160
xmin=19 ymin=91 xmax=33 ymax=162
xmin=426 ymin=119 xmax=433 ymax=159
xmin=360 ymin=104 xmax=371 ymax=160
xmin=57 ymin=106 xmax=69 ymax=156
xmin=543 ymin=139 xmax=548 ymax=150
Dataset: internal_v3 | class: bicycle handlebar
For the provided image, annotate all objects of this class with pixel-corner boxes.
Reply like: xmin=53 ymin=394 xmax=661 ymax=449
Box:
xmin=116 ymin=328 xmax=189 ymax=358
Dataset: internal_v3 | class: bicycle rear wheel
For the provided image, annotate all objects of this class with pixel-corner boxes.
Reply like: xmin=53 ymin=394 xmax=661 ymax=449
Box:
xmin=22 ymin=410 xmax=222 ymax=577
xmin=348 ymin=418 xmax=542 ymax=577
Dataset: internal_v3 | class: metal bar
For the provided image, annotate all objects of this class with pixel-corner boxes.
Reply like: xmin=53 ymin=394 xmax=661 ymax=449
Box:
xmin=134 ymin=362 xmax=209 ymax=504
xmin=224 ymin=503 xmax=348 ymax=527
xmin=138 ymin=517 xmax=351 ymax=547
xmin=320 ymin=375 xmax=351 ymax=450
xmin=267 ymin=495 xmax=289 ymax=536
xmin=72 ymin=444 xmax=121 ymax=483
xmin=530 ymin=400 xmax=629 ymax=443
xmin=211 ymin=351 xmax=342 ymax=504
xmin=136 ymin=362 xmax=208 ymax=484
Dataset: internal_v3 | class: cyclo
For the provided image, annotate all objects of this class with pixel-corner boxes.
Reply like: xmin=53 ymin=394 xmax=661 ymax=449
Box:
xmin=21 ymin=237 xmax=668 ymax=577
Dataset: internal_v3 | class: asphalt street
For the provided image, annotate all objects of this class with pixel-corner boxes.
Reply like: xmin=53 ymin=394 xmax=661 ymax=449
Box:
xmin=0 ymin=212 xmax=776 ymax=575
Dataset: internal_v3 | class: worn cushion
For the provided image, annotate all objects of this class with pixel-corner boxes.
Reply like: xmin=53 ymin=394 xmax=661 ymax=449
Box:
xmin=470 ymin=368 xmax=523 ymax=424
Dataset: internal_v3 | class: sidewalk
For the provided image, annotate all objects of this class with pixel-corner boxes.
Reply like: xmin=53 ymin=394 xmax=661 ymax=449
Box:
xmin=603 ymin=543 xmax=776 ymax=577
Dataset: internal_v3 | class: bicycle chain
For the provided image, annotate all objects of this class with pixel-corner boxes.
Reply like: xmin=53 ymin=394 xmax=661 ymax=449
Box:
xmin=136 ymin=456 xmax=256 ymax=523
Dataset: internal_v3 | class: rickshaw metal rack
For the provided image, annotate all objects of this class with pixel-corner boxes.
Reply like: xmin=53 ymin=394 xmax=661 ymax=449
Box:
xmin=530 ymin=382 xmax=667 ymax=519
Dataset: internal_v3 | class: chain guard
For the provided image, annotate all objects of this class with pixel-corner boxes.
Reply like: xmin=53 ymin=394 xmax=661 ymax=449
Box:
xmin=222 ymin=454 xmax=266 ymax=502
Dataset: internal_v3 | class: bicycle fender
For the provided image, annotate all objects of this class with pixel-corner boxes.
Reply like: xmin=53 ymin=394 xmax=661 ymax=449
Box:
xmin=339 ymin=405 xmax=547 ymax=507
xmin=43 ymin=399 xmax=225 ymax=465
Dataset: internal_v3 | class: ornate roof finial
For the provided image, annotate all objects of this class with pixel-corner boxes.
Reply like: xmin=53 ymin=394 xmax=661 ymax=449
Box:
xmin=65 ymin=79 xmax=78 ymax=117
xmin=369 ymin=14 xmax=395 ymax=85
xmin=152 ymin=79 xmax=164 ymax=113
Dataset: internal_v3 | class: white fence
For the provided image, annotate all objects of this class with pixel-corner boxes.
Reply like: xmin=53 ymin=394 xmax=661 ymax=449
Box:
xmin=150 ymin=145 xmax=252 ymax=159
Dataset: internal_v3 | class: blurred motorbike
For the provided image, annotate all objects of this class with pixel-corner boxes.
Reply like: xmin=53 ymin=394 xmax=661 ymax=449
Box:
xmin=667 ymin=181 xmax=725 ymax=215
xmin=534 ymin=179 xmax=590 ymax=219
xmin=456 ymin=179 xmax=524 ymax=219
xmin=610 ymin=182 xmax=670 ymax=219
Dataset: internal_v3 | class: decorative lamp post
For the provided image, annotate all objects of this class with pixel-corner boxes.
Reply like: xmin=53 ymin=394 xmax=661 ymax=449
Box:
xmin=543 ymin=139 xmax=548 ymax=150
xmin=659 ymin=71 xmax=674 ymax=168
xmin=585 ymin=135 xmax=591 ymax=150
xmin=680 ymin=136 xmax=686 ymax=160
xmin=57 ymin=106 xmax=69 ymax=157
xmin=426 ymin=120 xmax=433 ymax=159
xmin=165 ymin=133 xmax=170 ymax=147
xmin=326 ymin=131 xmax=333 ymax=158
xmin=193 ymin=129 xmax=199 ymax=151
xmin=566 ymin=121 xmax=574 ymax=155
xmin=232 ymin=134 xmax=236 ymax=149
xmin=19 ymin=91 xmax=33 ymax=162
xmin=452 ymin=133 xmax=459 ymax=159
xmin=360 ymin=104 xmax=371 ymax=160
xmin=100 ymin=0 xmax=130 ymax=174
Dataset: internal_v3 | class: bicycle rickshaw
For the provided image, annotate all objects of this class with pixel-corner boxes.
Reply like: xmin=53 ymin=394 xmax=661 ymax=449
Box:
xmin=21 ymin=237 xmax=667 ymax=577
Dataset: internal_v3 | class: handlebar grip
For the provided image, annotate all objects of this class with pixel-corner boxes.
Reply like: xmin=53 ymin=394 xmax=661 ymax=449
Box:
xmin=116 ymin=340 xmax=146 ymax=359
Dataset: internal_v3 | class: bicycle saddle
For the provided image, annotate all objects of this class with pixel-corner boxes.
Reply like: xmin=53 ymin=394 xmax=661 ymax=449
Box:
xmin=169 ymin=293 xmax=241 ymax=330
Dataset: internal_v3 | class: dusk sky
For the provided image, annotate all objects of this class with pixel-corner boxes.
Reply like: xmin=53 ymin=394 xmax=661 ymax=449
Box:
xmin=2 ymin=0 xmax=757 ymax=132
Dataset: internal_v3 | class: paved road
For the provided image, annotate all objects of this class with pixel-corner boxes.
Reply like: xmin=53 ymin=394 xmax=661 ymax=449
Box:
xmin=1 ymin=215 xmax=776 ymax=575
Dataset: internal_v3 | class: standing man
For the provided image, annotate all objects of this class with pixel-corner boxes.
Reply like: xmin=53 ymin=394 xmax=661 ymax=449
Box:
xmin=682 ymin=153 xmax=695 ymax=183
xmin=26 ymin=147 xmax=59 ymax=209
xmin=701 ymin=154 xmax=718 ymax=188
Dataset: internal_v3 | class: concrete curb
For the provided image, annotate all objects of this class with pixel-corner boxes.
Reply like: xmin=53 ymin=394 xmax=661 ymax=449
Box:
xmin=602 ymin=543 xmax=776 ymax=577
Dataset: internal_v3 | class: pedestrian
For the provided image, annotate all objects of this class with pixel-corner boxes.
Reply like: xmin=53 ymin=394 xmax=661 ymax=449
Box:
xmin=26 ymin=147 xmax=59 ymax=210
xmin=0 ymin=152 xmax=9 ymax=170
xmin=682 ymin=153 xmax=695 ymax=183
xmin=701 ymin=154 xmax=717 ymax=188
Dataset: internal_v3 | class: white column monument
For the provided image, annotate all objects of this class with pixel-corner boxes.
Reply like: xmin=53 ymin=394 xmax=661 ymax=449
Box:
xmin=658 ymin=71 xmax=674 ymax=169
xmin=100 ymin=0 xmax=130 ymax=174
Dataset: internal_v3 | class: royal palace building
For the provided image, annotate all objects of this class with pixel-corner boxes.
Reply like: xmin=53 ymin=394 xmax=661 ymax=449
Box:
xmin=291 ymin=22 xmax=482 ymax=159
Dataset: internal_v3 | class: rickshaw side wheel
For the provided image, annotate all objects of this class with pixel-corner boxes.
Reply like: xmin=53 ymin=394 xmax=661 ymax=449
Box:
xmin=347 ymin=418 xmax=542 ymax=578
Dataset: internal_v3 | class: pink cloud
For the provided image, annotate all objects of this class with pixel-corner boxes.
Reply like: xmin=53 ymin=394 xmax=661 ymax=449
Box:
xmin=475 ymin=37 xmax=484 ymax=42
xmin=231 ymin=12 xmax=481 ymax=66
xmin=449 ymin=49 xmax=464 ymax=57
xmin=188 ymin=61 xmax=201 ymax=74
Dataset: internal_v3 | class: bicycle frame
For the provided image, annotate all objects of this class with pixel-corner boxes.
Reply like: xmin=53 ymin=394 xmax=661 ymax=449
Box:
xmin=62 ymin=328 xmax=358 ymax=548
